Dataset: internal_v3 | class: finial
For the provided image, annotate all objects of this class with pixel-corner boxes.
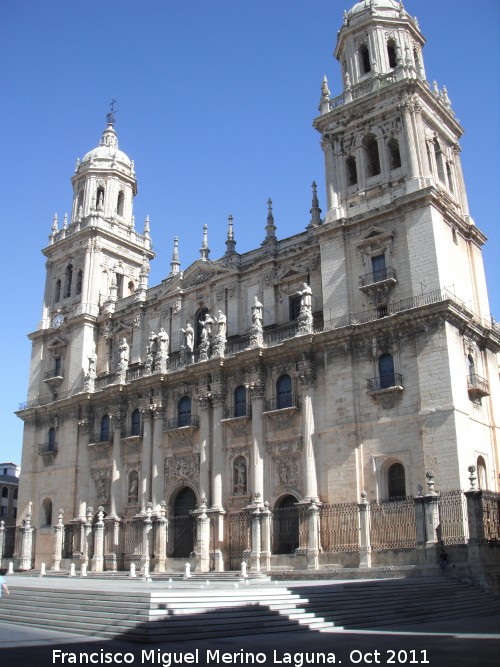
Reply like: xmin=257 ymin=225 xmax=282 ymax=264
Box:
xmin=63 ymin=213 xmax=68 ymax=229
xmin=200 ymin=224 xmax=210 ymax=261
xmin=264 ymin=198 xmax=277 ymax=241
xmin=432 ymin=80 xmax=439 ymax=95
xmin=441 ymin=85 xmax=451 ymax=109
xmin=308 ymin=181 xmax=322 ymax=228
xmin=321 ymin=75 xmax=330 ymax=99
xmin=75 ymin=158 xmax=80 ymax=173
xmin=106 ymin=98 xmax=117 ymax=126
xmin=170 ymin=236 xmax=180 ymax=275
xmin=52 ymin=213 xmax=59 ymax=234
xmin=225 ymin=214 xmax=237 ymax=256
xmin=399 ymin=1 xmax=405 ymax=17
xmin=343 ymin=10 xmax=348 ymax=26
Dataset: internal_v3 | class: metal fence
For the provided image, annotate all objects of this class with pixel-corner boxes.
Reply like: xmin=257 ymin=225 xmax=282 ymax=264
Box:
xmin=123 ymin=518 xmax=143 ymax=568
xmin=319 ymin=503 xmax=359 ymax=552
xmin=370 ymin=497 xmax=417 ymax=550
xmin=482 ymin=491 xmax=500 ymax=542
xmin=438 ymin=490 xmax=469 ymax=545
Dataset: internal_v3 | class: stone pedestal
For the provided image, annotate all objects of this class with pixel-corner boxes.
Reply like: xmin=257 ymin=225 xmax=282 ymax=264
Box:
xmin=91 ymin=507 xmax=105 ymax=573
xmin=52 ymin=509 xmax=64 ymax=571
xmin=358 ymin=493 xmax=372 ymax=569
xmin=194 ymin=501 xmax=210 ymax=573
xmin=141 ymin=503 xmax=153 ymax=573
xmin=153 ymin=502 xmax=167 ymax=573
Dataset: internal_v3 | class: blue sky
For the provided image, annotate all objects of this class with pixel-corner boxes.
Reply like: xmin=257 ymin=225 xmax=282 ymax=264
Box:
xmin=1 ymin=0 xmax=499 ymax=465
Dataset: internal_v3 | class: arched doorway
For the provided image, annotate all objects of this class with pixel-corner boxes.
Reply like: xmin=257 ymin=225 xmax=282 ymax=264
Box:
xmin=171 ymin=487 xmax=197 ymax=558
xmin=273 ymin=495 xmax=299 ymax=554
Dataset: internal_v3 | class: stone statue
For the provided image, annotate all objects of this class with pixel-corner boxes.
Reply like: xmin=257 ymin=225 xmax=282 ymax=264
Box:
xmin=251 ymin=296 xmax=263 ymax=327
xmin=119 ymin=338 xmax=129 ymax=365
xmin=158 ymin=328 xmax=169 ymax=355
xmin=128 ymin=472 xmax=139 ymax=504
xmin=148 ymin=331 xmax=158 ymax=354
xmin=182 ymin=322 xmax=194 ymax=351
xmin=215 ymin=310 xmax=226 ymax=339
xmin=298 ymin=282 xmax=312 ymax=312
xmin=234 ymin=459 xmax=247 ymax=495
xmin=199 ymin=313 xmax=213 ymax=342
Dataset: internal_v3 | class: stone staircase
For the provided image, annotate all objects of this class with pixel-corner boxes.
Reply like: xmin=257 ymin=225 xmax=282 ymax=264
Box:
xmin=0 ymin=576 xmax=498 ymax=642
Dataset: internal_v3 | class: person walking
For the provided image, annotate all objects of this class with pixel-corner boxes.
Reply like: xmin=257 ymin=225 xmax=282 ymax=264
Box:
xmin=0 ymin=574 xmax=9 ymax=597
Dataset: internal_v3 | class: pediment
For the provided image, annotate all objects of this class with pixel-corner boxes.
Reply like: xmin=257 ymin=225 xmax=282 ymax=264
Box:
xmin=181 ymin=260 xmax=232 ymax=288
xmin=276 ymin=265 xmax=308 ymax=283
xmin=357 ymin=226 xmax=394 ymax=249
xmin=47 ymin=336 xmax=67 ymax=350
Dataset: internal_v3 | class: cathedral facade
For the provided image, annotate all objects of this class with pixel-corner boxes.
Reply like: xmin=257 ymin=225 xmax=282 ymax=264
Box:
xmin=16 ymin=0 xmax=499 ymax=571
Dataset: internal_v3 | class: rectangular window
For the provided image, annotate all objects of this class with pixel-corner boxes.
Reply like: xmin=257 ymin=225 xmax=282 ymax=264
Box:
xmin=371 ymin=254 xmax=386 ymax=282
xmin=289 ymin=295 xmax=301 ymax=321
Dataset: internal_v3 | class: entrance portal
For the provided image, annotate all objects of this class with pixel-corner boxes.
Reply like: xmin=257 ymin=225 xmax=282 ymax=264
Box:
xmin=171 ymin=487 xmax=197 ymax=558
xmin=273 ymin=495 xmax=299 ymax=554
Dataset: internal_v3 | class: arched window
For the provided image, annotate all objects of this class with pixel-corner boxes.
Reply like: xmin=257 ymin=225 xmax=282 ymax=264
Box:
xmin=387 ymin=41 xmax=397 ymax=69
xmin=178 ymin=396 xmax=192 ymax=427
xmin=446 ymin=163 xmax=454 ymax=193
xmin=477 ymin=456 xmax=487 ymax=490
xmin=48 ymin=427 xmax=56 ymax=452
xmin=388 ymin=462 xmax=406 ymax=498
xmin=1 ymin=487 xmax=8 ymax=499
xmin=77 ymin=190 xmax=84 ymax=214
xmin=131 ymin=409 xmax=141 ymax=436
xmin=346 ymin=155 xmax=358 ymax=186
xmin=55 ymin=279 xmax=61 ymax=303
xmin=234 ymin=385 xmax=247 ymax=417
xmin=467 ymin=354 xmax=476 ymax=384
xmin=277 ymin=374 xmax=292 ymax=409
xmin=117 ymin=191 xmax=125 ymax=217
xmin=64 ymin=264 xmax=73 ymax=298
xmin=13 ymin=488 xmax=18 ymax=500
xmin=379 ymin=353 xmax=395 ymax=389
xmin=42 ymin=498 xmax=53 ymax=527
xmin=115 ymin=272 xmax=124 ymax=299
xmin=433 ymin=138 xmax=446 ymax=182
xmin=387 ymin=137 xmax=401 ymax=170
xmin=363 ymin=135 xmax=381 ymax=177
xmin=76 ymin=270 xmax=83 ymax=295
xmin=100 ymin=414 xmax=110 ymax=442
xmin=359 ymin=44 xmax=371 ymax=74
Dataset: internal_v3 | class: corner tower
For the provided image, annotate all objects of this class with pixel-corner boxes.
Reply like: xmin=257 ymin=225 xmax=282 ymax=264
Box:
xmin=313 ymin=0 xmax=499 ymax=491
xmin=30 ymin=116 xmax=155 ymax=404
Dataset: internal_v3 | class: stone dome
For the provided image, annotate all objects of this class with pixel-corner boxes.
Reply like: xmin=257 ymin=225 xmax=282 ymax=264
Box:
xmin=81 ymin=123 xmax=132 ymax=169
xmin=348 ymin=0 xmax=401 ymax=18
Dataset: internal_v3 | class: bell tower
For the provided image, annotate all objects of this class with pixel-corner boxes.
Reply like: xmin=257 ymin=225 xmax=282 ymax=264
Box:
xmin=314 ymin=0 xmax=489 ymax=324
xmin=29 ymin=112 xmax=155 ymax=403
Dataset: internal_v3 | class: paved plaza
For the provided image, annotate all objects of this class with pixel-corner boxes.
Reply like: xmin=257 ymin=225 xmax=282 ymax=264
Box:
xmin=0 ymin=575 xmax=498 ymax=667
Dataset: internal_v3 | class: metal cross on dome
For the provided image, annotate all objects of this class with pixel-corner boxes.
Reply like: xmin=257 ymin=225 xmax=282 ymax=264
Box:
xmin=106 ymin=98 xmax=117 ymax=126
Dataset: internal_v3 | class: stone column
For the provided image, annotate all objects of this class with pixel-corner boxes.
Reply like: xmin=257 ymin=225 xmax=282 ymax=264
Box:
xmin=209 ymin=388 xmax=225 ymax=572
xmin=306 ymin=501 xmax=320 ymax=571
xmin=151 ymin=406 xmax=166 ymax=510
xmin=260 ymin=502 xmax=272 ymax=572
xmin=323 ymin=137 xmax=340 ymax=217
xmin=198 ymin=400 xmax=211 ymax=505
xmin=400 ymin=97 xmax=421 ymax=191
xmin=358 ymin=492 xmax=372 ymax=568
xmin=141 ymin=503 xmax=153 ymax=573
xmin=249 ymin=504 xmax=262 ymax=572
xmin=52 ymin=508 xmax=64 ymax=572
xmin=194 ymin=499 xmax=210 ymax=573
xmin=250 ymin=386 xmax=265 ymax=502
xmin=82 ymin=506 xmax=93 ymax=567
xmin=453 ymin=144 xmax=471 ymax=217
xmin=298 ymin=356 xmax=319 ymax=502
xmin=423 ymin=471 xmax=440 ymax=547
xmin=140 ymin=407 xmax=153 ymax=512
xmin=465 ymin=465 xmax=486 ymax=564
xmin=76 ymin=407 xmax=92 ymax=519
xmin=91 ymin=506 xmax=105 ymax=573
xmin=153 ymin=501 xmax=167 ymax=573
xmin=110 ymin=411 xmax=123 ymax=516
